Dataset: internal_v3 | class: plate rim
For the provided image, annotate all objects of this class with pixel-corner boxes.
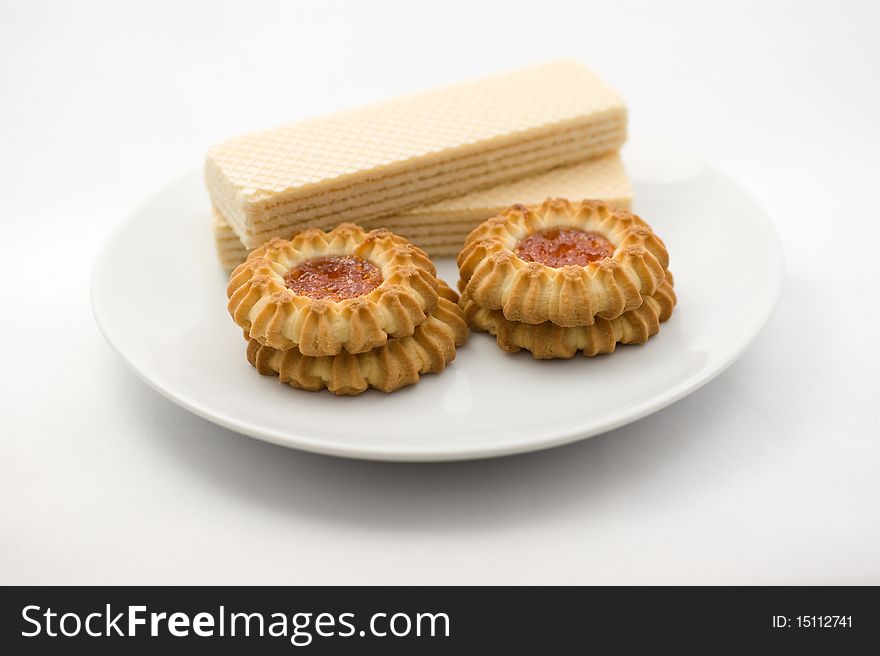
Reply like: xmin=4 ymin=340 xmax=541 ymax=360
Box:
xmin=91 ymin=153 xmax=784 ymax=462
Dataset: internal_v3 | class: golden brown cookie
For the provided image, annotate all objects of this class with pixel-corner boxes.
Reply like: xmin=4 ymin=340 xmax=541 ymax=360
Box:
xmin=228 ymin=223 xmax=439 ymax=356
xmin=246 ymin=285 xmax=468 ymax=395
xmin=461 ymin=278 xmax=676 ymax=359
xmin=457 ymin=199 xmax=669 ymax=326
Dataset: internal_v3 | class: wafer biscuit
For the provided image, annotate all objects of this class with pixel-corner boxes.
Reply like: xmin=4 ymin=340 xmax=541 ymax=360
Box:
xmin=206 ymin=60 xmax=627 ymax=248
xmin=213 ymin=153 xmax=634 ymax=269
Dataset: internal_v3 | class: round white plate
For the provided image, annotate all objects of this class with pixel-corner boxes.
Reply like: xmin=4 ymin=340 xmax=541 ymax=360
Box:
xmin=92 ymin=137 xmax=783 ymax=461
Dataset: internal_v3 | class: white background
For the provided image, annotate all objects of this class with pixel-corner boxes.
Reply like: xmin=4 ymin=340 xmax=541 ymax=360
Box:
xmin=2 ymin=0 xmax=878 ymax=584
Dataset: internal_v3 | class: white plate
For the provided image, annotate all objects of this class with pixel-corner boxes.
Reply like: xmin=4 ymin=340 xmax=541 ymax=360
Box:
xmin=91 ymin=137 xmax=783 ymax=461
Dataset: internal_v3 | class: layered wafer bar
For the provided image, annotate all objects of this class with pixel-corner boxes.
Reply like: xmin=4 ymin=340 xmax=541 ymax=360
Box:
xmin=213 ymin=152 xmax=634 ymax=269
xmin=206 ymin=60 xmax=627 ymax=249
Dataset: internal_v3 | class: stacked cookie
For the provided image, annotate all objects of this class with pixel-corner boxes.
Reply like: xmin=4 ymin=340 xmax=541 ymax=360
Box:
xmin=457 ymin=199 xmax=676 ymax=358
xmin=227 ymin=224 xmax=468 ymax=395
xmin=208 ymin=60 xmax=631 ymax=269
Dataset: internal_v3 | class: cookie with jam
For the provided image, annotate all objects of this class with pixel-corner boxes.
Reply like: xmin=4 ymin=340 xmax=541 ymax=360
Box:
xmin=227 ymin=223 xmax=439 ymax=355
xmin=457 ymin=199 xmax=669 ymax=327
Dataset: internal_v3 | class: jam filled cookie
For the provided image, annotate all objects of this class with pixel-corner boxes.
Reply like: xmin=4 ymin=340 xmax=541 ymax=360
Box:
xmin=461 ymin=278 xmax=676 ymax=359
xmin=245 ymin=283 xmax=468 ymax=395
xmin=227 ymin=223 xmax=439 ymax=355
xmin=457 ymin=199 xmax=669 ymax=326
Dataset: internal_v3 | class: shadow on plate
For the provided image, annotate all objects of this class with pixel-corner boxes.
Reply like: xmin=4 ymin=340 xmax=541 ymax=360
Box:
xmin=108 ymin=348 xmax=779 ymax=534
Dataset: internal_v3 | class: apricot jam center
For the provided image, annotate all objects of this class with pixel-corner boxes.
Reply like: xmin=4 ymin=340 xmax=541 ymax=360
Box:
xmin=515 ymin=228 xmax=615 ymax=267
xmin=284 ymin=255 xmax=383 ymax=301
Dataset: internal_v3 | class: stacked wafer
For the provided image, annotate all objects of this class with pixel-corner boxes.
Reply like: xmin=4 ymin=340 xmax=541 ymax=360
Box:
xmin=213 ymin=152 xmax=633 ymax=268
xmin=207 ymin=60 xmax=631 ymax=268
